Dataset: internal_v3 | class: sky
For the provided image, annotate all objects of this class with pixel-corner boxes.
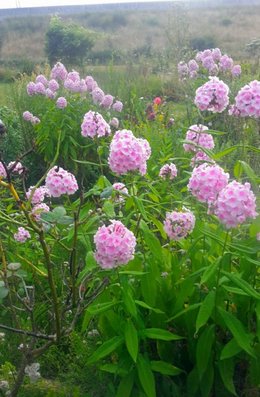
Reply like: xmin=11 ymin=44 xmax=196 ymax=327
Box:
xmin=0 ymin=0 xmax=177 ymax=9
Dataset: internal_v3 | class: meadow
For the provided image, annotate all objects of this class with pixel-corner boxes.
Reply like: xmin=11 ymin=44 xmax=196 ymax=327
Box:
xmin=0 ymin=2 xmax=260 ymax=397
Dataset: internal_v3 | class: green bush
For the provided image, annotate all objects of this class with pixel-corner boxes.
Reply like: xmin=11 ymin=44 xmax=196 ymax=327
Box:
xmin=190 ymin=36 xmax=216 ymax=51
xmin=45 ymin=16 xmax=96 ymax=66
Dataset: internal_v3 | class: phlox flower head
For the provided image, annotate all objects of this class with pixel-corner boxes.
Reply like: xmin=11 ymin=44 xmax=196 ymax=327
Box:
xmin=23 ymin=111 xmax=33 ymax=122
xmin=177 ymin=61 xmax=189 ymax=79
xmin=81 ymin=111 xmax=111 ymax=138
xmin=159 ymin=163 xmax=178 ymax=180
xmin=45 ymin=88 xmax=56 ymax=99
xmin=109 ymin=117 xmax=119 ymax=129
xmin=27 ymin=82 xmax=36 ymax=96
xmin=214 ymin=181 xmax=258 ymax=228
xmin=34 ymin=82 xmax=46 ymax=95
xmin=183 ymin=124 xmax=215 ymax=152
xmin=112 ymin=100 xmax=123 ymax=112
xmin=31 ymin=203 xmax=50 ymax=222
xmin=232 ymin=80 xmax=260 ymax=118
xmin=188 ymin=59 xmax=199 ymax=72
xmin=56 ymin=97 xmax=67 ymax=109
xmin=51 ymin=62 xmax=68 ymax=81
xmin=231 ymin=65 xmax=242 ymax=77
xmin=26 ymin=185 xmax=50 ymax=205
xmin=94 ymin=220 xmax=136 ymax=269
xmin=14 ymin=227 xmax=31 ymax=243
xmin=92 ymin=87 xmax=105 ymax=104
xmin=108 ymin=130 xmax=151 ymax=176
xmin=194 ymin=77 xmax=229 ymax=113
xmin=45 ymin=166 xmax=78 ymax=197
xmin=188 ymin=163 xmax=229 ymax=205
xmin=256 ymin=232 xmax=260 ymax=241
xmin=212 ymin=48 xmax=222 ymax=61
xmin=164 ymin=209 xmax=195 ymax=241
xmin=0 ymin=163 xmax=7 ymax=178
xmin=35 ymin=74 xmax=48 ymax=86
xmin=48 ymin=79 xmax=59 ymax=92
xmin=112 ymin=182 xmax=129 ymax=202
xmin=85 ymin=76 xmax=97 ymax=92
xmin=8 ymin=161 xmax=24 ymax=175
xmin=190 ymin=151 xmax=215 ymax=168
xmin=219 ymin=54 xmax=234 ymax=71
xmin=101 ymin=94 xmax=114 ymax=109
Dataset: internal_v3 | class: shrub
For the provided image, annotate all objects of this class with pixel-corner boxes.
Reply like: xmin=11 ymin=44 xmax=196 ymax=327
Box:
xmin=190 ymin=36 xmax=216 ymax=51
xmin=45 ymin=16 xmax=96 ymax=65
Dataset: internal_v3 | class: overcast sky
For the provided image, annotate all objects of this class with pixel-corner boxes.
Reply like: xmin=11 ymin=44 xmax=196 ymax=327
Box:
xmin=0 ymin=0 xmax=177 ymax=9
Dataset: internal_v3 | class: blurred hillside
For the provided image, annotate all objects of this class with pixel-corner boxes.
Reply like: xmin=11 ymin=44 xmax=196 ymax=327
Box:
xmin=0 ymin=0 xmax=260 ymax=73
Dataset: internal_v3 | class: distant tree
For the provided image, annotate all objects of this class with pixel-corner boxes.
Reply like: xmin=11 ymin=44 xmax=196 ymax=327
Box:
xmin=45 ymin=16 xmax=96 ymax=65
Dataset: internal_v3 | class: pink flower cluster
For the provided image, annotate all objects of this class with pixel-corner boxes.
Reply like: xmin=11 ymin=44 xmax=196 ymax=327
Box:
xmin=81 ymin=111 xmax=111 ymax=138
xmin=194 ymin=77 xmax=229 ymax=113
xmin=183 ymin=124 xmax=215 ymax=152
xmin=188 ymin=163 xmax=229 ymax=205
xmin=159 ymin=163 xmax=178 ymax=180
xmin=64 ymin=70 xmax=87 ymax=93
xmin=51 ymin=62 xmax=68 ymax=81
xmin=23 ymin=111 xmax=40 ymax=125
xmin=190 ymin=151 xmax=215 ymax=168
xmin=31 ymin=203 xmax=50 ymax=222
xmin=45 ymin=166 xmax=78 ymax=197
xmin=56 ymin=97 xmax=67 ymax=109
xmin=0 ymin=163 xmax=7 ymax=178
xmin=94 ymin=220 xmax=136 ymax=269
xmin=108 ymin=130 xmax=151 ymax=175
xmin=230 ymin=80 xmax=260 ymax=118
xmin=214 ymin=181 xmax=257 ymax=228
xmin=8 ymin=161 xmax=24 ymax=175
xmin=178 ymin=49 xmax=241 ymax=80
xmin=14 ymin=227 xmax=31 ymax=243
xmin=164 ymin=209 xmax=195 ymax=240
xmin=112 ymin=182 xmax=129 ymax=202
xmin=26 ymin=186 xmax=50 ymax=205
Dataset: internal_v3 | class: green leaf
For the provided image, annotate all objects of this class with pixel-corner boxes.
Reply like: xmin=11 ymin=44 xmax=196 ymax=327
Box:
xmin=167 ymin=303 xmax=202 ymax=322
xmin=58 ymin=215 xmax=74 ymax=225
xmin=221 ymin=271 xmax=260 ymax=300
xmin=137 ymin=354 xmax=156 ymax=397
xmin=123 ymin=288 xmax=137 ymax=318
xmin=87 ymin=336 xmax=124 ymax=365
xmin=140 ymin=220 xmax=163 ymax=262
xmin=141 ymin=328 xmax=183 ymax=341
xmin=100 ymin=364 xmax=127 ymax=377
xmin=218 ymin=307 xmax=256 ymax=358
xmin=86 ymin=301 xmax=120 ymax=315
xmin=213 ymin=145 xmax=239 ymax=160
xmin=218 ymin=359 xmax=238 ymax=396
xmin=135 ymin=300 xmax=164 ymax=314
xmin=134 ymin=197 xmax=148 ymax=221
xmin=100 ymin=186 xmax=113 ymax=199
xmin=124 ymin=320 xmax=139 ymax=363
xmin=196 ymin=325 xmax=215 ymax=380
xmin=220 ymin=338 xmax=242 ymax=360
xmin=151 ymin=361 xmax=183 ymax=376
xmin=103 ymin=201 xmax=115 ymax=218
xmin=196 ymin=291 xmax=215 ymax=333
xmin=200 ymin=262 xmax=218 ymax=285
xmin=53 ymin=206 xmax=66 ymax=218
xmin=116 ymin=372 xmax=135 ymax=397
xmin=0 ymin=286 xmax=9 ymax=299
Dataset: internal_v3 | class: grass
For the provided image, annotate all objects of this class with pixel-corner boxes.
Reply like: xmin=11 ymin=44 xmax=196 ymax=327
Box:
xmin=0 ymin=82 xmax=13 ymax=107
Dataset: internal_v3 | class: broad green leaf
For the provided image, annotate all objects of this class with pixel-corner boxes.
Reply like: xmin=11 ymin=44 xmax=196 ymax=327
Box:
xmin=100 ymin=186 xmax=113 ymax=199
xmin=125 ymin=320 xmax=139 ymax=363
xmin=218 ymin=359 xmax=238 ymax=396
xmin=137 ymin=355 xmax=156 ymax=397
xmin=141 ymin=328 xmax=183 ymax=341
xmin=100 ymin=364 xmax=128 ymax=376
xmin=200 ymin=262 xmax=218 ymax=285
xmin=87 ymin=336 xmax=124 ymax=365
xmin=221 ymin=271 xmax=260 ymax=300
xmin=218 ymin=307 xmax=256 ymax=358
xmin=140 ymin=220 xmax=163 ymax=262
xmin=135 ymin=300 xmax=164 ymax=314
xmin=134 ymin=197 xmax=148 ymax=221
xmin=196 ymin=291 xmax=215 ymax=333
xmin=222 ymin=285 xmax=249 ymax=297
xmin=151 ymin=361 xmax=183 ymax=376
xmin=86 ymin=301 xmax=120 ymax=315
xmin=116 ymin=372 xmax=134 ymax=397
xmin=213 ymin=145 xmax=239 ymax=160
xmin=53 ymin=206 xmax=66 ymax=218
xmin=196 ymin=325 xmax=215 ymax=380
xmin=102 ymin=201 xmax=115 ymax=218
xmin=0 ymin=286 xmax=9 ymax=299
xmin=123 ymin=288 xmax=137 ymax=318
xmin=167 ymin=303 xmax=201 ymax=322
xmin=220 ymin=338 xmax=242 ymax=360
